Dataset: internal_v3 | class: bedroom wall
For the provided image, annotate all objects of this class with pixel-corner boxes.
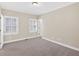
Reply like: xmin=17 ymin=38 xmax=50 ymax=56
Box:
xmin=40 ymin=3 xmax=79 ymax=49
xmin=0 ymin=8 xmax=40 ymax=42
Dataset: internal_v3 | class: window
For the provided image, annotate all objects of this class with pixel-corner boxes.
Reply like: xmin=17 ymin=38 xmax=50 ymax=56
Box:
xmin=4 ymin=16 xmax=19 ymax=35
xmin=29 ymin=18 xmax=38 ymax=32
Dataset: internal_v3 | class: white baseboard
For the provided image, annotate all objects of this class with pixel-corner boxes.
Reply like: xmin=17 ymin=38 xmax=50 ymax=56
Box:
xmin=4 ymin=35 xmax=41 ymax=44
xmin=42 ymin=37 xmax=79 ymax=52
xmin=4 ymin=38 xmax=26 ymax=44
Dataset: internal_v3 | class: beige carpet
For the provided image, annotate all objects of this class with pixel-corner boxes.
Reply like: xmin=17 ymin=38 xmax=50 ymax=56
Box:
xmin=0 ymin=37 xmax=79 ymax=56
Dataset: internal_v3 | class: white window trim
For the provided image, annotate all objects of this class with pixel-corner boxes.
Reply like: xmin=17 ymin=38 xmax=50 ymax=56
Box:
xmin=4 ymin=16 xmax=19 ymax=35
xmin=29 ymin=18 xmax=38 ymax=33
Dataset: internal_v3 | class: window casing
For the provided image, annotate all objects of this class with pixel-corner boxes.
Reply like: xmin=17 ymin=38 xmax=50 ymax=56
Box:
xmin=29 ymin=18 xmax=38 ymax=32
xmin=4 ymin=16 xmax=19 ymax=35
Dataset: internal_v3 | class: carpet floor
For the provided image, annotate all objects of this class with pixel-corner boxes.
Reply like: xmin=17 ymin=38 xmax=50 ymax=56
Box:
xmin=0 ymin=37 xmax=79 ymax=56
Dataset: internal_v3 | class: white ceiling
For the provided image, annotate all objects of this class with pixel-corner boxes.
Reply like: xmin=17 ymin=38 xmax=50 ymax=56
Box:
xmin=0 ymin=2 xmax=75 ymax=15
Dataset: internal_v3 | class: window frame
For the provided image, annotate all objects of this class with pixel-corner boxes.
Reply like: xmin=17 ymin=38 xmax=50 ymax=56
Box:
xmin=29 ymin=18 xmax=38 ymax=33
xmin=3 ymin=16 xmax=19 ymax=35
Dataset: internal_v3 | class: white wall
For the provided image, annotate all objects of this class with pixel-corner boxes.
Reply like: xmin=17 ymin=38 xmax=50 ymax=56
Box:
xmin=40 ymin=3 xmax=79 ymax=49
xmin=0 ymin=8 xmax=40 ymax=43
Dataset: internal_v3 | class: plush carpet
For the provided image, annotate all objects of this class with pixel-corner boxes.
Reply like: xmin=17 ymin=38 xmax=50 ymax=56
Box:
xmin=0 ymin=37 xmax=79 ymax=56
